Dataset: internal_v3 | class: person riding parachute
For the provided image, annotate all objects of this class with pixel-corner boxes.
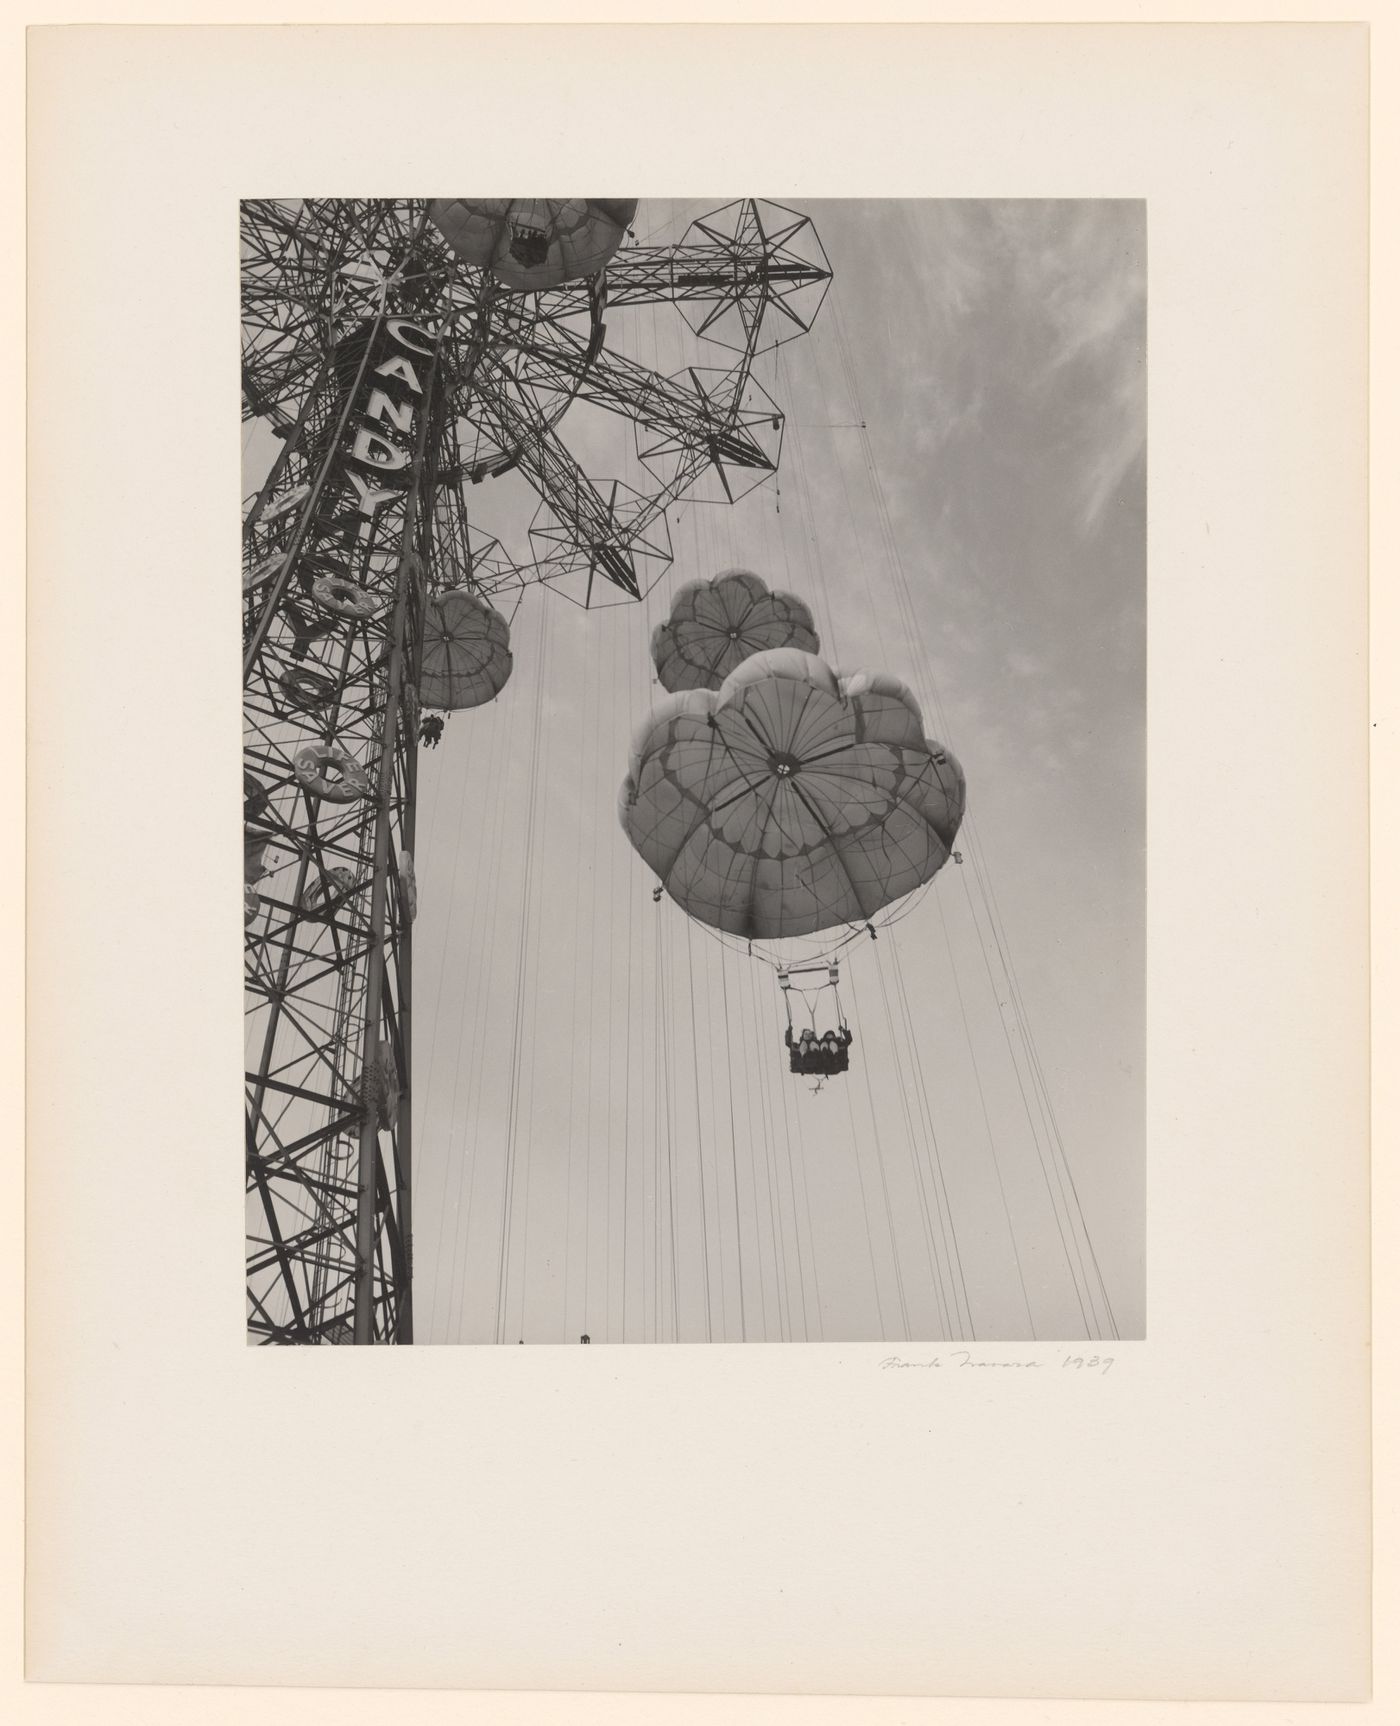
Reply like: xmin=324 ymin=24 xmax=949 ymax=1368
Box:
xmin=619 ymin=646 xmax=966 ymax=1078
xmin=426 ymin=199 xmax=638 ymax=294
xmin=785 ymin=1006 xmax=855 ymax=1078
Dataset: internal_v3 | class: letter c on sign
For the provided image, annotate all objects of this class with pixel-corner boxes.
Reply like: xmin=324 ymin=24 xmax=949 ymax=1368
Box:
xmin=385 ymin=318 xmax=438 ymax=357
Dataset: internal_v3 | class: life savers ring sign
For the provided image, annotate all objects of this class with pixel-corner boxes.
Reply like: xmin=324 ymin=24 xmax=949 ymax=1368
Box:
xmin=243 ymin=551 xmax=285 ymax=594
xmin=279 ymin=668 xmax=338 ymax=712
xmin=311 ymin=574 xmax=386 ymax=621
xmin=301 ymin=866 xmax=358 ymax=919
xmin=360 ymin=1041 xmax=400 ymax=1130
xmin=294 ymin=743 xmax=372 ymax=802
xmin=262 ymin=482 xmax=311 ymax=524
xmin=401 ymin=680 xmax=422 ymax=737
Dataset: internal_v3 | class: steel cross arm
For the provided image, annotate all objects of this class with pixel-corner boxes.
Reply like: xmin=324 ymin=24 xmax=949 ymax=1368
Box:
xmin=554 ymin=243 xmax=829 ymax=310
xmin=245 ymin=933 xmax=378 ymax=1002
xmin=559 ymin=413 xmax=743 ymax=565
xmin=253 ymin=1172 xmax=359 ymax=1215
xmin=252 ymin=1152 xmax=358 ymax=1248
xmin=350 ymin=279 xmax=440 ymax=1346
xmin=240 ymin=296 xmax=335 ymax=414
xmin=251 ymin=1230 xmax=356 ymax=1275
xmin=252 ymin=1110 xmax=364 ymax=1181
xmin=252 ymin=1209 xmax=358 ymax=1273
xmin=242 ymin=352 xmax=312 ymax=424
xmin=499 ymin=331 xmax=773 ymax=471
xmin=246 ymin=1134 xmax=312 ymax=1340
xmin=474 ymin=382 xmax=641 ymax=597
xmin=249 ymin=1074 xmax=356 ymax=1118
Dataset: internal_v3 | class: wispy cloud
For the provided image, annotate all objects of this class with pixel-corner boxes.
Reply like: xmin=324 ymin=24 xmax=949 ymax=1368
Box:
xmin=866 ymin=201 xmax=1146 ymax=539
xmin=994 ymin=202 xmax=1146 ymax=532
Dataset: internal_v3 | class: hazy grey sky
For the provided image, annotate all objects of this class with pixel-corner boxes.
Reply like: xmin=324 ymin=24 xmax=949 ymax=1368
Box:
xmin=247 ymin=198 xmax=1146 ymax=1344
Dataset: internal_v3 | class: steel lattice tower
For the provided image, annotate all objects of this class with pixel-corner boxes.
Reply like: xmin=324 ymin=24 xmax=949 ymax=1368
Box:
xmin=242 ymin=199 xmax=830 ymax=1343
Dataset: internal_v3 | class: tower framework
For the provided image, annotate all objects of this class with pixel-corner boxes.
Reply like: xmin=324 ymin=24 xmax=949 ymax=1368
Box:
xmin=242 ymin=199 xmax=831 ymax=1343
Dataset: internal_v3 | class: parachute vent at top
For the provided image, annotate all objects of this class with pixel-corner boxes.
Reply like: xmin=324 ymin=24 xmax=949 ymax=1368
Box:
xmin=650 ymin=568 xmax=820 ymax=693
xmin=426 ymin=198 xmax=637 ymax=293
xmin=619 ymin=647 xmax=966 ymax=941
xmin=419 ymin=587 xmax=513 ymax=712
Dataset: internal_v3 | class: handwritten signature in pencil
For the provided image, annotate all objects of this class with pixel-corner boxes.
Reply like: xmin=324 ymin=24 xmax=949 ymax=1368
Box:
xmin=878 ymin=1351 xmax=1115 ymax=1375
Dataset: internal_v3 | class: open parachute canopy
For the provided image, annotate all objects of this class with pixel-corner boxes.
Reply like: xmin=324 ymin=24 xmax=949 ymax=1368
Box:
xmin=426 ymin=198 xmax=638 ymax=293
xmin=619 ymin=648 xmax=965 ymax=941
xmin=650 ymin=568 xmax=821 ymax=693
xmin=419 ymin=588 xmax=513 ymax=712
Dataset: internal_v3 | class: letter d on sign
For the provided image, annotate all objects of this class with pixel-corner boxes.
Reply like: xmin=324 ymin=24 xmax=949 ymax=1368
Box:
xmin=351 ymin=428 xmax=410 ymax=473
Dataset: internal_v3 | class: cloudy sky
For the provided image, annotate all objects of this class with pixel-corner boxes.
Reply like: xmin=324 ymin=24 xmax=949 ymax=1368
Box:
xmin=247 ymin=198 xmax=1146 ymax=1344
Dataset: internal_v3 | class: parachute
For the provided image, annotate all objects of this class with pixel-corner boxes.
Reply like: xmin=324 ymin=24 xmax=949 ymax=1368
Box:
xmin=426 ymin=199 xmax=637 ymax=293
xmin=650 ymin=568 xmax=820 ymax=693
xmin=419 ymin=588 xmax=513 ymax=712
xmin=619 ymin=647 xmax=965 ymax=946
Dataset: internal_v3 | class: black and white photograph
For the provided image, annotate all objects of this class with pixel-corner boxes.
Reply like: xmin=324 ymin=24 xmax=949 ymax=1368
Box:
xmin=242 ymin=196 xmax=1146 ymax=1346
xmin=24 ymin=16 xmax=1376 ymax=1705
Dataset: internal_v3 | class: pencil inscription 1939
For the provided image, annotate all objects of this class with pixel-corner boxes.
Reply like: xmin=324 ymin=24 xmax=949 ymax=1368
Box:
xmin=879 ymin=1352 xmax=1115 ymax=1375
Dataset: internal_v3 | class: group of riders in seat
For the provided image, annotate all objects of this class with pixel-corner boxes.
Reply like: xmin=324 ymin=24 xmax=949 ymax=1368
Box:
xmin=785 ymin=1024 xmax=854 ymax=1077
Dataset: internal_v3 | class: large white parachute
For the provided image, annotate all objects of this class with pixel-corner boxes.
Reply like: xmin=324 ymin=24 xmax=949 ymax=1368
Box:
xmin=619 ymin=647 xmax=965 ymax=941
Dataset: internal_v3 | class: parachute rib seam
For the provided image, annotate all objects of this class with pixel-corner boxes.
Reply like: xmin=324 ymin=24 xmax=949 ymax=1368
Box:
xmin=886 ymin=751 xmax=963 ymax=856
xmin=740 ymin=791 xmax=773 ymax=941
xmin=785 ymin=778 xmax=878 ymax=928
xmin=641 ymin=727 xmax=747 ymax=921
xmin=655 ymin=713 xmax=786 ymax=933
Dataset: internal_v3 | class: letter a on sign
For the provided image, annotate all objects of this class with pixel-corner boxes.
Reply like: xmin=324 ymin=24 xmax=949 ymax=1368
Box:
xmin=373 ymin=354 xmax=424 ymax=395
